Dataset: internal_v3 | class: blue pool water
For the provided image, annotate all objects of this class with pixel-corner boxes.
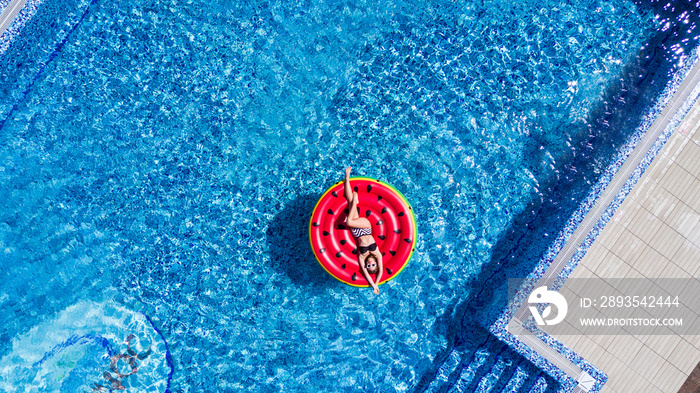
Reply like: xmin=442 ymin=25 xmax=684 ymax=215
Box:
xmin=0 ymin=0 xmax=697 ymax=391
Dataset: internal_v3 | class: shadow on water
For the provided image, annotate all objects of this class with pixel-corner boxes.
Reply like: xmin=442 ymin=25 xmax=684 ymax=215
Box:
xmin=266 ymin=193 xmax=335 ymax=289
xmin=413 ymin=1 xmax=700 ymax=391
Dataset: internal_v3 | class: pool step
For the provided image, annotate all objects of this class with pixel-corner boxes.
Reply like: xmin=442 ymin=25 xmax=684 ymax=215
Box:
xmin=501 ymin=365 xmax=528 ymax=392
xmin=426 ymin=347 xmax=469 ymax=390
xmin=422 ymin=334 xmax=559 ymax=393
xmin=528 ymin=374 xmax=550 ymax=393
xmin=509 ymin=361 xmax=556 ymax=393
xmin=474 ymin=352 xmax=513 ymax=392
xmin=448 ymin=347 xmax=490 ymax=392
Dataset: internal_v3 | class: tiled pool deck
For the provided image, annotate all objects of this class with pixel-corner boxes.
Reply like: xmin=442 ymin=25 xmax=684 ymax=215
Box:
xmin=555 ymin=95 xmax=700 ymax=393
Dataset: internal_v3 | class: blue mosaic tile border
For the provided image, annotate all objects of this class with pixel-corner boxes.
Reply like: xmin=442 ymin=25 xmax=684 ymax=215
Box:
xmin=490 ymin=49 xmax=700 ymax=393
xmin=0 ymin=0 xmax=45 ymax=54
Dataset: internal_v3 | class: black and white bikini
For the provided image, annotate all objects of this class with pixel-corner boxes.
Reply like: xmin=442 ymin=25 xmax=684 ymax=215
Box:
xmin=358 ymin=243 xmax=377 ymax=254
xmin=351 ymin=227 xmax=372 ymax=238
xmin=351 ymin=227 xmax=377 ymax=254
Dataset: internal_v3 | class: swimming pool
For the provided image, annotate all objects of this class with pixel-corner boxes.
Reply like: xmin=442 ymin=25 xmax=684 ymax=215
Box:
xmin=0 ymin=0 xmax=697 ymax=391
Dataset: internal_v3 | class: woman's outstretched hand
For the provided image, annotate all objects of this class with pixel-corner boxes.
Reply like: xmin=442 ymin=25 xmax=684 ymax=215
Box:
xmin=373 ymin=286 xmax=379 ymax=295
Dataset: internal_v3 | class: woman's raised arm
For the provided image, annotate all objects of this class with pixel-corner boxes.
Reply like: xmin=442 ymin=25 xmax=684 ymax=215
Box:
xmin=374 ymin=250 xmax=383 ymax=286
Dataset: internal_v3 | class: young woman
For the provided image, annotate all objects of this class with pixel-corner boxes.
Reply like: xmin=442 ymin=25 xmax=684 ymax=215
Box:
xmin=343 ymin=167 xmax=383 ymax=294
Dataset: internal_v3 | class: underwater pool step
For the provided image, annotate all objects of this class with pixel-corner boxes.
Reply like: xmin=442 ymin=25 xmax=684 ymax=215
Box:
xmin=447 ymin=347 xmax=490 ymax=392
xmin=455 ymin=358 xmax=551 ymax=393
xmin=422 ymin=337 xmax=556 ymax=393
xmin=474 ymin=354 xmax=536 ymax=393
xmin=424 ymin=347 xmax=469 ymax=391
xmin=501 ymin=365 xmax=528 ymax=392
xmin=528 ymin=374 xmax=550 ymax=393
xmin=472 ymin=352 xmax=518 ymax=393
xmin=422 ymin=344 xmax=487 ymax=393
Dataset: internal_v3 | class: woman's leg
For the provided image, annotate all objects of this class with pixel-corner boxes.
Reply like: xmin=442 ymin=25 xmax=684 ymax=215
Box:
xmin=347 ymin=191 xmax=371 ymax=228
xmin=344 ymin=167 xmax=371 ymax=228
xmin=344 ymin=166 xmax=353 ymax=204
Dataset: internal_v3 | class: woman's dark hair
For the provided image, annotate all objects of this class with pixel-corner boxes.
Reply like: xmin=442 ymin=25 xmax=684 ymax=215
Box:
xmin=365 ymin=255 xmax=379 ymax=275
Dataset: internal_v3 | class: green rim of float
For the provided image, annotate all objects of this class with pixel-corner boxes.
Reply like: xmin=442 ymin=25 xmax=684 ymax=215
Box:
xmin=308 ymin=177 xmax=417 ymax=287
